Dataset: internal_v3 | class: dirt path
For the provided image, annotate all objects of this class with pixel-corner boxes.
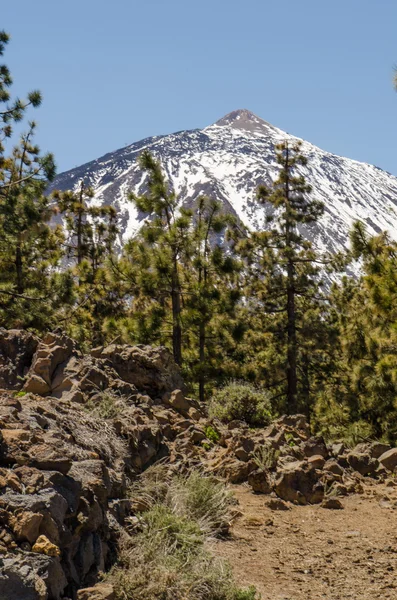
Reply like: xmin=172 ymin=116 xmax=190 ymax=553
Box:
xmin=212 ymin=482 xmax=397 ymax=600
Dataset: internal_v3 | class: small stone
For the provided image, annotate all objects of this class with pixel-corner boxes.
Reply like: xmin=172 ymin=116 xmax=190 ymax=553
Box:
xmin=188 ymin=407 xmax=202 ymax=421
xmin=331 ymin=442 xmax=345 ymax=457
xmin=321 ymin=497 xmax=344 ymax=510
xmin=308 ymin=455 xmax=326 ymax=469
xmin=324 ymin=459 xmax=345 ymax=476
xmin=234 ymin=447 xmax=250 ymax=462
xmin=265 ymin=498 xmax=290 ymax=511
xmin=32 ymin=534 xmax=61 ymax=557
xmin=190 ymin=428 xmax=206 ymax=444
xmin=346 ymin=530 xmax=361 ymax=537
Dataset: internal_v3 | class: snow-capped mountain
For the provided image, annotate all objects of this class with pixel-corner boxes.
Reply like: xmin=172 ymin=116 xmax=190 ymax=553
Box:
xmin=49 ymin=109 xmax=397 ymax=254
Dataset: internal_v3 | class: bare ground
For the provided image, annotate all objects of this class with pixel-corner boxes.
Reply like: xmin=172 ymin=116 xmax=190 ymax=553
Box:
xmin=212 ymin=482 xmax=397 ymax=600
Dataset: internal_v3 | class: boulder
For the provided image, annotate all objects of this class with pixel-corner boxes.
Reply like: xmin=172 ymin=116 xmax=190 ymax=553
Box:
xmin=267 ymin=430 xmax=286 ymax=450
xmin=308 ymin=455 xmax=326 ymax=470
xmin=223 ymin=459 xmax=255 ymax=483
xmin=11 ymin=511 xmax=43 ymax=544
xmin=248 ymin=469 xmax=272 ymax=494
xmin=330 ymin=483 xmax=348 ymax=496
xmin=378 ymin=448 xmax=397 ymax=472
xmin=233 ymin=436 xmax=255 ymax=462
xmin=301 ymin=436 xmax=328 ymax=459
xmin=190 ymin=428 xmax=206 ymax=444
xmin=370 ymin=442 xmax=391 ymax=459
xmin=0 ymin=467 xmax=22 ymax=492
xmin=274 ymin=414 xmax=310 ymax=437
xmin=331 ymin=442 xmax=345 ymax=457
xmin=347 ymin=452 xmax=378 ymax=476
xmin=163 ymin=389 xmax=192 ymax=415
xmin=98 ymin=343 xmax=185 ymax=396
xmin=28 ymin=443 xmax=73 ymax=474
xmin=0 ymin=489 xmax=68 ymax=529
xmin=274 ymin=460 xmax=324 ymax=504
xmin=24 ymin=332 xmax=77 ymax=395
xmin=69 ymin=460 xmax=112 ymax=504
xmin=0 ymin=554 xmax=67 ymax=600
xmin=323 ymin=459 xmax=345 ymax=476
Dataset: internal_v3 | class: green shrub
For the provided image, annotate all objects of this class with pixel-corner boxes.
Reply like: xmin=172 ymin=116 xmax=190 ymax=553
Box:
xmin=205 ymin=425 xmax=221 ymax=444
xmin=209 ymin=381 xmax=272 ymax=427
xmin=234 ymin=587 xmax=259 ymax=600
xmin=285 ymin=432 xmax=296 ymax=447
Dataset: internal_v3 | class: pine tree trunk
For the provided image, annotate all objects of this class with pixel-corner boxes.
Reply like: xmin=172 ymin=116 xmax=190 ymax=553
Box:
xmin=77 ymin=182 xmax=84 ymax=266
xmin=301 ymin=353 xmax=311 ymax=422
xmin=15 ymin=238 xmax=23 ymax=295
xmin=199 ymin=319 xmax=205 ymax=403
xmin=284 ymin=144 xmax=298 ymax=414
xmin=171 ymin=264 xmax=182 ymax=366
xmin=286 ymin=265 xmax=298 ymax=414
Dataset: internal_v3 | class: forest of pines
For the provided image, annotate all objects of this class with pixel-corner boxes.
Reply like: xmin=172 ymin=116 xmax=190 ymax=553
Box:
xmin=2 ymin=31 xmax=397 ymax=444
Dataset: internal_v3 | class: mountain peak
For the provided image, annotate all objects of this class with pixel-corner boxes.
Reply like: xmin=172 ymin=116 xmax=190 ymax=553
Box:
xmin=213 ymin=109 xmax=277 ymax=134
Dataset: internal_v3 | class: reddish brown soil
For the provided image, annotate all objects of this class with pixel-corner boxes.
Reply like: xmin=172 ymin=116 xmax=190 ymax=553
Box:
xmin=212 ymin=482 xmax=397 ymax=600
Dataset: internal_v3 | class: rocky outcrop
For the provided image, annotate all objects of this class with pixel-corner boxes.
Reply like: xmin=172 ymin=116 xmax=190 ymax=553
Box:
xmin=204 ymin=414 xmax=395 ymax=511
xmin=0 ymin=329 xmax=38 ymax=390
xmin=0 ymin=330 xmax=194 ymax=599
xmin=22 ymin=332 xmax=185 ymax=402
xmin=0 ymin=329 xmax=396 ymax=599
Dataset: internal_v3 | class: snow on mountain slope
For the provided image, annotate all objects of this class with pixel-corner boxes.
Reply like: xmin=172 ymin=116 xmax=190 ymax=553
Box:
xmin=49 ymin=109 xmax=397 ymax=254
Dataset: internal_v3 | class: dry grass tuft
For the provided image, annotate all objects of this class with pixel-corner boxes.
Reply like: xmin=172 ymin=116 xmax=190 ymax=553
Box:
xmin=108 ymin=466 xmax=258 ymax=600
xmin=55 ymin=401 xmax=128 ymax=467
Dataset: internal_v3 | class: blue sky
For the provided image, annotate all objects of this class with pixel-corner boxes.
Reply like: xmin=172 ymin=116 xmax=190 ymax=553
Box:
xmin=3 ymin=0 xmax=397 ymax=174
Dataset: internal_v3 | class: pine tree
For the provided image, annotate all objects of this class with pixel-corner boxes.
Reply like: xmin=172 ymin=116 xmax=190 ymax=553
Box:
xmin=183 ymin=196 xmax=242 ymax=401
xmin=126 ymin=151 xmax=192 ymax=365
xmin=117 ymin=155 xmax=244 ymax=398
xmin=0 ymin=34 xmax=66 ymax=329
xmin=324 ymin=222 xmax=397 ymax=441
xmin=238 ymin=141 xmax=325 ymax=414
xmin=54 ymin=182 xmax=122 ymax=346
xmin=0 ymin=31 xmax=42 ymax=171
xmin=54 ymin=182 xmax=118 ymax=275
